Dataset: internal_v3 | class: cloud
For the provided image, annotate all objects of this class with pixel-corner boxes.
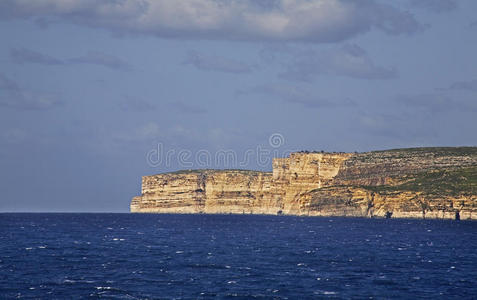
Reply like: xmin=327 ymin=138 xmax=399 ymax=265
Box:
xmin=446 ymin=79 xmax=477 ymax=91
xmin=358 ymin=113 xmax=410 ymax=139
xmin=119 ymin=97 xmax=156 ymax=112
xmin=69 ymin=51 xmax=132 ymax=71
xmin=112 ymin=122 xmax=162 ymax=143
xmin=1 ymin=128 xmax=28 ymax=144
xmin=0 ymin=74 xmax=62 ymax=110
xmin=119 ymin=98 xmax=206 ymax=115
xmin=0 ymin=0 xmax=422 ymax=43
xmin=184 ymin=50 xmax=252 ymax=73
xmin=273 ymin=44 xmax=397 ymax=81
xmin=168 ymin=101 xmax=207 ymax=114
xmin=394 ymin=93 xmax=475 ymax=112
xmin=11 ymin=48 xmax=64 ymax=65
xmin=409 ymin=0 xmax=458 ymax=13
xmin=238 ymin=83 xmax=356 ymax=108
xmin=10 ymin=47 xmax=132 ymax=71
xmin=355 ymin=111 xmax=443 ymax=148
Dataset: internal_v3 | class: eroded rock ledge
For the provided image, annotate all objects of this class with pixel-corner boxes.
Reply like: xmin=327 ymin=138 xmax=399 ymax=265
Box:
xmin=131 ymin=147 xmax=477 ymax=220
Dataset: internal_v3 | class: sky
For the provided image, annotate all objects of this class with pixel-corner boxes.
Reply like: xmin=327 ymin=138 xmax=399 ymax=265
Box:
xmin=1 ymin=0 xmax=476 ymax=212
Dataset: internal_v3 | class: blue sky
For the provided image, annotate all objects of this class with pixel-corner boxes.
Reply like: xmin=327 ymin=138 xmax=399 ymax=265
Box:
xmin=1 ymin=0 xmax=476 ymax=212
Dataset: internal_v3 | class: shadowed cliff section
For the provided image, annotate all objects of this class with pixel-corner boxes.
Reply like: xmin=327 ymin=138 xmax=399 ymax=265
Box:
xmin=131 ymin=147 xmax=477 ymax=219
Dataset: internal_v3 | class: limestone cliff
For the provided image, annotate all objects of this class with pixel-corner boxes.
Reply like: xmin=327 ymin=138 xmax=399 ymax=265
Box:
xmin=131 ymin=147 xmax=477 ymax=220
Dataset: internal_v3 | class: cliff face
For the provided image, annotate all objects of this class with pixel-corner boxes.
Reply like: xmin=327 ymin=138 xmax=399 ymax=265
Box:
xmin=131 ymin=147 xmax=477 ymax=220
xmin=131 ymin=170 xmax=275 ymax=214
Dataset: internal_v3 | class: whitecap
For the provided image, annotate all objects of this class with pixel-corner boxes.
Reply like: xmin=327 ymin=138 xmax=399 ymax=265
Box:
xmin=25 ymin=247 xmax=33 ymax=250
xmin=314 ymin=290 xmax=337 ymax=295
xmin=63 ymin=279 xmax=76 ymax=283
xmin=175 ymin=251 xmax=184 ymax=254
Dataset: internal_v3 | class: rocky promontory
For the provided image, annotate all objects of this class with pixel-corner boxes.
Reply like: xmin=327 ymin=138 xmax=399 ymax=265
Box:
xmin=131 ymin=147 xmax=477 ymax=220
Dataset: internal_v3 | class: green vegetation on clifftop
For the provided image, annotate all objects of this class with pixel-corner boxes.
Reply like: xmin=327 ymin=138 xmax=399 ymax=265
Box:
xmin=363 ymin=166 xmax=477 ymax=197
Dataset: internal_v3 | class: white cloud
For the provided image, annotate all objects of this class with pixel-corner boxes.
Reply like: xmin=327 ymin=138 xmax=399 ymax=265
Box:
xmin=0 ymin=0 xmax=422 ymax=43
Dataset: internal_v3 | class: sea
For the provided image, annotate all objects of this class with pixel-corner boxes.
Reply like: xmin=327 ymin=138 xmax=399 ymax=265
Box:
xmin=0 ymin=214 xmax=476 ymax=299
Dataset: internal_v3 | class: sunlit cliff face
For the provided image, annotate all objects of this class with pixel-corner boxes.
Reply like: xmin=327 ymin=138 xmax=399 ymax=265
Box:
xmin=132 ymin=148 xmax=477 ymax=220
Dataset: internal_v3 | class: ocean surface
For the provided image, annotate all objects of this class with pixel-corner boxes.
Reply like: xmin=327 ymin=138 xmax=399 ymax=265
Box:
xmin=1 ymin=214 xmax=476 ymax=299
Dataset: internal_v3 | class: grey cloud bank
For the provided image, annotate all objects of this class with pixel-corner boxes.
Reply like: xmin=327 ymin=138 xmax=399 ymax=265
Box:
xmin=0 ymin=0 xmax=422 ymax=43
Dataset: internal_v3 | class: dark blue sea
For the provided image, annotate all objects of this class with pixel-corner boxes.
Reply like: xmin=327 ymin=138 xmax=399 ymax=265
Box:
xmin=1 ymin=214 xmax=476 ymax=299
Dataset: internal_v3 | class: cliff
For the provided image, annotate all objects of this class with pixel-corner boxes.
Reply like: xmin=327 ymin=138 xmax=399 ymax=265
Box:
xmin=131 ymin=147 xmax=477 ymax=220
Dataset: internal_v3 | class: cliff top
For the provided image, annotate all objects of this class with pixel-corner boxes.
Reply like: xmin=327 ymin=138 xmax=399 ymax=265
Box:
xmin=371 ymin=146 xmax=477 ymax=156
xmin=148 ymin=168 xmax=270 ymax=177
xmin=293 ymin=146 xmax=477 ymax=156
xmin=146 ymin=147 xmax=477 ymax=177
